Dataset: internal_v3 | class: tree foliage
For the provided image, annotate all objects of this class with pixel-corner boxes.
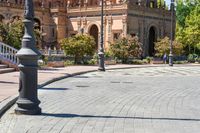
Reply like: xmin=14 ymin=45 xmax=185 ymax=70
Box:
xmin=176 ymin=0 xmax=196 ymax=28
xmin=60 ymin=34 xmax=96 ymax=64
xmin=155 ymin=37 xmax=183 ymax=57
xmin=8 ymin=20 xmax=24 ymax=49
xmin=176 ymin=1 xmax=200 ymax=54
xmin=157 ymin=0 xmax=166 ymax=8
xmin=184 ymin=6 xmax=200 ymax=52
xmin=0 ymin=23 xmax=8 ymax=43
xmin=0 ymin=20 xmax=42 ymax=49
xmin=109 ymin=36 xmax=142 ymax=63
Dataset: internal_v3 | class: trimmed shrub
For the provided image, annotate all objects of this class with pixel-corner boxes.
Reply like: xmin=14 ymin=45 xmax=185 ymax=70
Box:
xmin=60 ymin=34 xmax=96 ymax=64
xmin=109 ymin=35 xmax=142 ymax=63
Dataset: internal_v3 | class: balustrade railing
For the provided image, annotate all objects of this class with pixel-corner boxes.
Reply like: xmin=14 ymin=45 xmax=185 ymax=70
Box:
xmin=40 ymin=50 xmax=65 ymax=56
xmin=0 ymin=42 xmax=18 ymax=65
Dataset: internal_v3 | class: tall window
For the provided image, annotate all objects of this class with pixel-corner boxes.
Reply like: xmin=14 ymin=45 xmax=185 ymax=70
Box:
xmin=113 ymin=33 xmax=120 ymax=40
xmin=0 ymin=15 xmax=4 ymax=23
xmin=150 ymin=1 xmax=155 ymax=8
xmin=52 ymin=28 xmax=55 ymax=37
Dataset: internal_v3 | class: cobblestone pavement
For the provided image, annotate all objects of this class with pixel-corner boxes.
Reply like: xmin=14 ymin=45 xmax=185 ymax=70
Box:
xmin=1 ymin=66 xmax=200 ymax=133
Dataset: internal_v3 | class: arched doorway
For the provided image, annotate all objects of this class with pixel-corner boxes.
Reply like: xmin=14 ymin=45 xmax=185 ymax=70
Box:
xmin=148 ymin=26 xmax=156 ymax=56
xmin=0 ymin=15 xmax=5 ymax=23
xmin=11 ymin=16 xmax=21 ymax=23
xmin=89 ymin=24 xmax=99 ymax=50
xmin=33 ymin=18 xmax=42 ymax=49
xmin=34 ymin=18 xmax=41 ymax=30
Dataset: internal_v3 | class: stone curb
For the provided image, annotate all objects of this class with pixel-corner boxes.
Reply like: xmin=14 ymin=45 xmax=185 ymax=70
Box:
xmin=0 ymin=64 xmax=198 ymax=117
xmin=0 ymin=95 xmax=18 ymax=118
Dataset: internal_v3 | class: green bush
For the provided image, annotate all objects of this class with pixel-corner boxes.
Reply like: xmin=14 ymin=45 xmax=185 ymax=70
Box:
xmin=104 ymin=51 xmax=112 ymax=58
xmin=64 ymin=60 xmax=75 ymax=66
xmin=187 ymin=54 xmax=198 ymax=63
xmin=145 ymin=56 xmax=153 ymax=63
xmin=60 ymin=34 xmax=96 ymax=64
xmin=155 ymin=37 xmax=183 ymax=57
xmin=109 ymin=35 xmax=142 ymax=64
xmin=93 ymin=53 xmax=98 ymax=61
xmin=131 ymin=59 xmax=146 ymax=65
xmin=174 ymin=60 xmax=188 ymax=64
xmin=196 ymin=58 xmax=200 ymax=63
xmin=87 ymin=59 xmax=97 ymax=65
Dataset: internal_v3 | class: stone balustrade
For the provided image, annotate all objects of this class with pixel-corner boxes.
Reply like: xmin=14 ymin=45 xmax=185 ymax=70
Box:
xmin=0 ymin=42 xmax=18 ymax=65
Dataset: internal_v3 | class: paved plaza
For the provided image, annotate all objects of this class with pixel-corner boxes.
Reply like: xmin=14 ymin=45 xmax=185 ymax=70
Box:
xmin=1 ymin=66 xmax=200 ymax=133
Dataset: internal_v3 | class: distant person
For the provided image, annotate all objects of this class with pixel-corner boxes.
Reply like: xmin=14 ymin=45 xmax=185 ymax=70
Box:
xmin=163 ymin=53 xmax=167 ymax=64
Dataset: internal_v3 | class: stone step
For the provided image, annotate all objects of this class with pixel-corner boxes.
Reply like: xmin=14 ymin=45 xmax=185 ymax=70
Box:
xmin=0 ymin=64 xmax=8 ymax=69
xmin=0 ymin=68 xmax=15 ymax=74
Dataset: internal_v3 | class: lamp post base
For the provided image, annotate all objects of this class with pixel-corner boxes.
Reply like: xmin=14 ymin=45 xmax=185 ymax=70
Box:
xmin=98 ymin=51 xmax=105 ymax=71
xmin=169 ymin=54 xmax=173 ymax=66
xmin=98 ymin=67 xmax=105 ymax=71
xmin=15 ymin=99 xmax=41 ymax=115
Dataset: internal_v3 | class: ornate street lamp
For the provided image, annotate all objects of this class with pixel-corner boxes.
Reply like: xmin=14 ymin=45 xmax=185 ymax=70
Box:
xmin=15 ymin=0 xmax=41 ymax=115
xmin=169 ymin=0 xmax=174 ymax=66
xmin=98 ymin=0 xmax=105 ymax=71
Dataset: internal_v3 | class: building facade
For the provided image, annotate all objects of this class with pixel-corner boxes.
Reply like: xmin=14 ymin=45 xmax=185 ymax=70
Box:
xmin=0 ymin=0 xmax=175 ymax=56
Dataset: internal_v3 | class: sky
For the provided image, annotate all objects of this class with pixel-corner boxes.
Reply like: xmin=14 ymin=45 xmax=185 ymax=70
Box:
xmin=165 ymin=0 xmax=171 ymax=7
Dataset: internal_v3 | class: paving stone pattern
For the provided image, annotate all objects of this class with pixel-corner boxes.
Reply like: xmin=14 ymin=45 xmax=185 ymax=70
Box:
xmin=1 ymin=66 xmax=200 ymax=133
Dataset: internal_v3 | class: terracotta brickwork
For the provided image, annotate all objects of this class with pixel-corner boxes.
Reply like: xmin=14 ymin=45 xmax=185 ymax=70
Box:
xmin=0 ymin=0 xmax=175 ymax=56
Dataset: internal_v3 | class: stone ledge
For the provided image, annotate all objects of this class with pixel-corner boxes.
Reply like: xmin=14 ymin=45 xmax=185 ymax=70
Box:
xmin=47 ymin=61 xmax=65 ymax=67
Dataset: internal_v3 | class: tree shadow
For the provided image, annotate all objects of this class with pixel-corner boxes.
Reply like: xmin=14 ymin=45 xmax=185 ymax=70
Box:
xmin=41 ymin=113 xmax=200 ymax=122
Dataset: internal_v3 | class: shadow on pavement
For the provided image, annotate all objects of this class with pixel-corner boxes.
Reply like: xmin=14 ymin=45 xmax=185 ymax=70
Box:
xmin=0 ymin=81 xmax=18 ymax=84
xmin=39 ymin=68 xmax=59 ymax=71
xmin=73 ymin=76 xmax=89 ymax=78
xmin=41 ymin=113 xmax=200 ymax=122
xmin=39 ymin=88 xmax=70 ymax=91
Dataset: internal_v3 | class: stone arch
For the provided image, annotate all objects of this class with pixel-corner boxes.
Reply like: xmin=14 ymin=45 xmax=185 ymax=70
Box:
xmin=0 ymin=14 xmax=5 ymax=23
xmin=34 ymin=18 xmax=41 ymax=30
xmin=10 ymin=15 xmax=22 ymax=23
xmin=88 ymin=24 xmax=99 ymax=50
xmin=86 ymin=21 xmax=101 ymax=33
xmin=148 ymin=26 xmax=157 ymax=56
xmin=86 ymin=22 xmax=101 ymax=50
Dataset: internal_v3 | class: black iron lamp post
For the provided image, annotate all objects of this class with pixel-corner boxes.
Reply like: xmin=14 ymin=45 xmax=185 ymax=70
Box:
xmin=169 ymin=0 xmax=174 ymax=66
xmin=15 ymin=0 xmax=41 ymax=115
xmin=98 ymin=0 xmax=105 ymax=71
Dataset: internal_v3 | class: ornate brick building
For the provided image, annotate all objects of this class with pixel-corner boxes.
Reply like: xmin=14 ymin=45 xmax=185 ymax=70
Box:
xmin=0 ymin=0 xmax=175 ymax=56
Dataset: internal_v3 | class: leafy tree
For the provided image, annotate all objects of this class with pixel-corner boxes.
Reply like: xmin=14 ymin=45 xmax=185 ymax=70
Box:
xmin=184 ymin=5 xmax=200 ymax=54
xmin=60 ymin=34 xmax=96 ymax=64
xmin=8 ymin=20 xmax=24 ymax=49
xmin=0 ymin=20 xmax=42 ymax=49
xmin=109 ymin=35 xmax=142 ymax=63
xmin=157 ymin=0 xmax=165 ymax=8
xmin=155 ymin=37 xmax=183 ymax=57
xmin=176 ymin=2 xmax=200 ymax=54
xmin=176 ymin=0 xmax=200 ymax=55
xmin=0 ymin=23 xmax=8 ymax=43
xmin=176 ymin=0 xmax=195 ymax=28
